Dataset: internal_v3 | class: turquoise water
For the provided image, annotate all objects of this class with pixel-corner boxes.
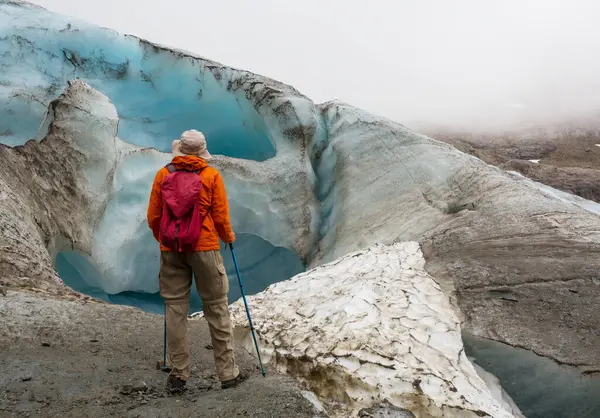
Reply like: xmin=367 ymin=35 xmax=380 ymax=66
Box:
xmin=463 ymin=333 xmax=600 ymax=418
xmin=56 ymin=233 xmax=304 ymax=314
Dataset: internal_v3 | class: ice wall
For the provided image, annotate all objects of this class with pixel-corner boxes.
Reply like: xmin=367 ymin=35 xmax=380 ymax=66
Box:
xmin=0 ymin=1 xmax=273 ymax=161
xmin=1 ymin=0 xmax=321 ymax=297
xmin=92 ymin=146 xmax=170 ymax=293
xmin=57 ymin=232 xmax=304 ymax=313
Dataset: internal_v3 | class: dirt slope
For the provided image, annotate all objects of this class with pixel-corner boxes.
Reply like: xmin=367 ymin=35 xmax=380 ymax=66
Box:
xmin=0 ymin=291 xmax=322 ymax=418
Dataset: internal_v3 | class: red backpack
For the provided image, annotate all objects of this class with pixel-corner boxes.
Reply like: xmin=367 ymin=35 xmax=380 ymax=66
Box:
xmin=159 ymin=164 xmax=207 ymax=252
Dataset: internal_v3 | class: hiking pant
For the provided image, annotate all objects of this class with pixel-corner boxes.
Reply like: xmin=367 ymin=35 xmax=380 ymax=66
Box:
xmin=159 ymin=250 xmax=239 ymax=382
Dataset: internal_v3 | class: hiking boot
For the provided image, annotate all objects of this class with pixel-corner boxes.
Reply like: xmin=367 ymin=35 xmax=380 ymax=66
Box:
xmin=166 ymin=375 xmax=187 ymax=394
xmin=221 ymin=371 xmax=249 ymax=389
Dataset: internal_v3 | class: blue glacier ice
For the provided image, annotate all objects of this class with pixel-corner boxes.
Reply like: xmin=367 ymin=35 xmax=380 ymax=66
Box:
xmin=0 ymin=1 xmax=274 ymax=161
xmin=57 ymin=233 xmax=304 ymax=314
xmin=0 ymin=0 xmax=317 ymax=308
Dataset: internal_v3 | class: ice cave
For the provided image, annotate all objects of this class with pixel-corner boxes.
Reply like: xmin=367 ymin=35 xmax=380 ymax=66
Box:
xmin=56 ymin=234 xmax=304 ymax=314
xmin=1 ymin=0 xmax=311 ymax=313
xmin=2 ymin=1 xmax=600 ymax=417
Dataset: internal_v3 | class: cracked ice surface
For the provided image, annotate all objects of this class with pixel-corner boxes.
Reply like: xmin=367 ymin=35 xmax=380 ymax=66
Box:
xmin=230 ymin=242 xmax=522 ymax=418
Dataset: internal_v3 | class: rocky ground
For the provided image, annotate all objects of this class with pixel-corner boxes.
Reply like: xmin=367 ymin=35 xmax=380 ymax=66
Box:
xmin=424 ymin=126 xmax=600 ymax=203
xmin=0 ymin=290 xmax=323 ymax=418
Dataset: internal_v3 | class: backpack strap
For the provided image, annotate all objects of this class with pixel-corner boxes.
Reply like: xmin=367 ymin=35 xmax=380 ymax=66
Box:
xmin=165 ymin=164 xmax=206 ymax=175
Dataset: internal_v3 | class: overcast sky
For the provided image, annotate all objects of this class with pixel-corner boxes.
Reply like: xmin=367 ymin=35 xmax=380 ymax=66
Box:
xmin=30 ymin=0 xmax=600 ymax=130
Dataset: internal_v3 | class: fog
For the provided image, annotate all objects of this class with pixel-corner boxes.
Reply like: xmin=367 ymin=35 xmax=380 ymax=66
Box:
xmin=29 ymin=0 xmax=600 ymax=131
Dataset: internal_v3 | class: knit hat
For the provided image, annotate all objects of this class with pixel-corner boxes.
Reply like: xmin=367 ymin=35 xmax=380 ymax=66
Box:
xmin=172 ymin=130 xmax=211 ymax=159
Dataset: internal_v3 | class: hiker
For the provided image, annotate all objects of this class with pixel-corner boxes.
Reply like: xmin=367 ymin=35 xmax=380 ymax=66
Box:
xmin=146 ymin=130 xmax=248 ymax=394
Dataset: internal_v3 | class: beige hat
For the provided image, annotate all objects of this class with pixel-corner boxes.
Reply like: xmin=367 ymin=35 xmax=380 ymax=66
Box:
xmin=172 ymin=130 xmax=211 ymax=159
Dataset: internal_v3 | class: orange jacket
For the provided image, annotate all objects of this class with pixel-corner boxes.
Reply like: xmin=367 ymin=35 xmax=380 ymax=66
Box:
xmin=147 ymin=156 xmax=235 ymax=251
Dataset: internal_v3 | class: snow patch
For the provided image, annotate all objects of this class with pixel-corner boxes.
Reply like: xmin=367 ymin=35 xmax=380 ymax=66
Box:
xmin=230 ymin=242 xmax=521 ymax=418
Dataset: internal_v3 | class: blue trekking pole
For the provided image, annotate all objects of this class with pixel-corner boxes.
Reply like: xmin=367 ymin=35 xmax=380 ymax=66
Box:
xmin=229 ymin=243 xmax=266 ymax=377
xmin=157 ymin=302 xmax=171 ymax=372
xmin=163 ymin=311 xmax=167 ymax=368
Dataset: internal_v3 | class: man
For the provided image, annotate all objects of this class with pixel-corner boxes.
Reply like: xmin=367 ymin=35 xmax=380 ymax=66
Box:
xmin=147 ymin=129 xmax=248 ymax=394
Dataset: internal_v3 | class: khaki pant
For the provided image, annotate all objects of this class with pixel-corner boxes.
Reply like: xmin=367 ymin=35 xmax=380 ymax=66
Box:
xmin=159 ymin=250 xmax=239 ymax=382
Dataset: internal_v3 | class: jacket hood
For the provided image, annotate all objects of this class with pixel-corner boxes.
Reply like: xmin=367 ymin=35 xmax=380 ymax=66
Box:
xmin=171 ymin=155 xmax=208 ymax=171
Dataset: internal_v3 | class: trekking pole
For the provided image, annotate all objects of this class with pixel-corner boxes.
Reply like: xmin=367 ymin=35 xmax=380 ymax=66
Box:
xmin=163 ymin=307 xmax=167 ymax=369
xmin=229 ymin=243 xmax=266 ymax=377
xmin=156 ymin=302 xmax=171 ymax=372
xmin=155 ymin=298 xmax=172 ymax=372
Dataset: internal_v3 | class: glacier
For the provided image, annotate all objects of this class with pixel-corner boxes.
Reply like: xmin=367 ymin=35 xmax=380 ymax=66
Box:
xmin=2 ymin=0 xmax=600 ymax=416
